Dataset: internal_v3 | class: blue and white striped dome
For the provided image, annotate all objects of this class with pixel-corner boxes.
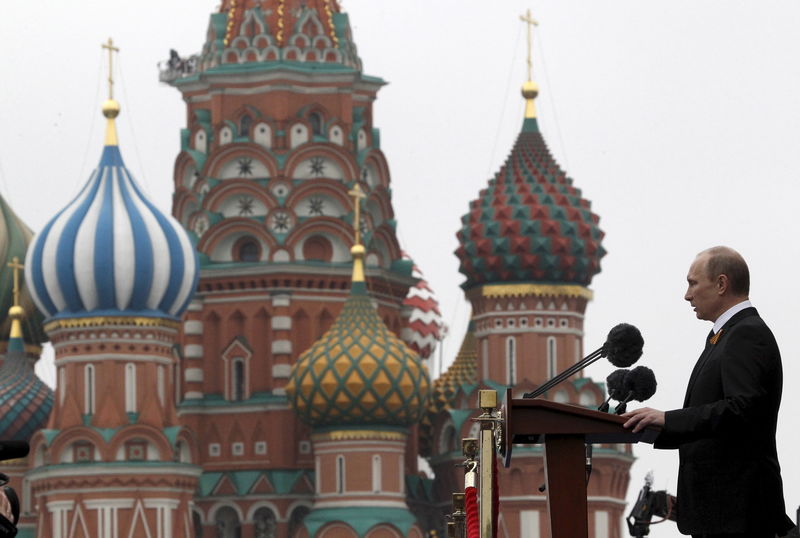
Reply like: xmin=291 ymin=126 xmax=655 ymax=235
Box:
xmin=25 ymin=144 xmax=198 ymax=321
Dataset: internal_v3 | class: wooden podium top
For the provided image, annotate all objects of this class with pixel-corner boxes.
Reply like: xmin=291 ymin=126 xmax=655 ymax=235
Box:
xmin=501 ymin=389 xmax=661 ymax=466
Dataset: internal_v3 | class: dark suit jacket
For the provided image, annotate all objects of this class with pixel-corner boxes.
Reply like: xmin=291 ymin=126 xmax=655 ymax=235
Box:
xmin=655 ymin=307 xmax=794 ymax=536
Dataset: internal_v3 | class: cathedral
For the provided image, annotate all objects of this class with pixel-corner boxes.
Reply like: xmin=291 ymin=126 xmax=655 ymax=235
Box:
xmin=0 ymin=1 xmax=631 ymax=537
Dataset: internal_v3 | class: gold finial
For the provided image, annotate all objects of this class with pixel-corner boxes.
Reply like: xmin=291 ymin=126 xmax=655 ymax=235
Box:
xmin=7 ymin=257 xmax=23 ymax=309
xmin=101 ymin=38 xmax=121 ymax=145
xmin=348 ymin=183 xmax=367 ymax=283
xmin=519 ymin=9 xmax=540 ymax=119
xmin=7 ymin=256 xmax=25 ymax=340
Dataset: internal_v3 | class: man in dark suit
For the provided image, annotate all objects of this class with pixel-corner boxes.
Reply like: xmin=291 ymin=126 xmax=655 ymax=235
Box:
xmin=623 ymin=246 xmax=795 ymax=538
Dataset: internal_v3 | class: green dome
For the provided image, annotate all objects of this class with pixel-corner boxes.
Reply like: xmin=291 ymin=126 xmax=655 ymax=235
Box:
xmin=0 ymin=195 xmax=45 ymax=348
xmin=286 ymin=283 xmax=430 ymax=428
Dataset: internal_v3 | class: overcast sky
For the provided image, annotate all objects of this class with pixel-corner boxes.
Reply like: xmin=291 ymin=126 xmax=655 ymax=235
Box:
xmin=2 ymin=1 xmax=799 ymax=535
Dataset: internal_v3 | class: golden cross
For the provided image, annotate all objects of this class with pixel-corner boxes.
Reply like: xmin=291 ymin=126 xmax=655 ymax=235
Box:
xmin=101 ymin=37 xmax=120 ymax=100
xmin=7 ymin=256 xmax=23 ymax=308
xmin=519 ymin=9 xmax=539 ymax=81
xmin=348 ymin=183 xmax=366 ymax=245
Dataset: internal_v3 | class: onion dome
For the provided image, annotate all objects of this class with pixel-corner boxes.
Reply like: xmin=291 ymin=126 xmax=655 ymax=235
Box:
xmin=0 ymin=200 xmax=46 ymax=348
xmin=400 ymin=252 xmax=443 ymax=360
xmin=25 ymin=98 xmax=198 ymax=322
xmin=419 ymin=327 xmax=477 ymax=456
xmin=455 ymin=81 xmax=605 ymax=290
xmin=287 ymin=189 xmax=429 ymax=428
xmin=0 ymin=303 xmax=53 ymax=441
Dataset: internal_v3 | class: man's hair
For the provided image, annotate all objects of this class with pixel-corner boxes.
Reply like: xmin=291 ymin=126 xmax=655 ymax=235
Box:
xmin=699 ymin=246 xmax=750 ymax=296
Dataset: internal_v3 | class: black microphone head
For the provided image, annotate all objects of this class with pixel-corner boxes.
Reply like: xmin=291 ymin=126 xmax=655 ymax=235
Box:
xmin=624 ymin=366 xmax=657 ymax=402
xmin=604 ymin=323 xmax=644 ymax=367
xmin=0 ymin=441 xmax=29 ymax=461
xmin=605 ymin=369 xmax=629 ymax=400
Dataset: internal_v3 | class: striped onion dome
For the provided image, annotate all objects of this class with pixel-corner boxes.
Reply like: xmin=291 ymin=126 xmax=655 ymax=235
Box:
xmin=0 ymin=307 xmax=53 ymax=441
xmin=400 ymin=252 xmax=443 ymax=360
xmin=25 ymin=100 xmax=198 ymax=321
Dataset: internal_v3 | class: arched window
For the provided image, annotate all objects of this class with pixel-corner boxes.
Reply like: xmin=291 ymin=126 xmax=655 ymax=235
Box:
xmin=125 ymin=363 xmax=137 ymax=413
xmin=506 ymin=337 xmax=517 ymax=385
xmin=59 ymin=367 xmax=66 ymax=405
xmin=214 ymin=506 xmax=241 ymax=538
xmin=84 ymin=364 xmax=95 ymax=415
xmin=157 ymin=365 xmax=165 ymax=406
xmin=372 ymin=455 xmax=382 ymax=493
xmin=253 ymin=507 xmax=277 ymax=538
xmin=482 ymin=339 xmax=489 ymax=380
xmin=236 ymin=238 xmax=261 ymax=262
xmin=309 ymin=112 xmax=323 ymax=136
xmin=288 ymin=506 xmax=310 ymax=538
xmin=193 ymin=511 xmax=203 ymax=538
xmin=336 ymin=455 xmax=345 ymax=493
xmin=547 ymin=336 xmax=557 ymax=379
xmin=239 ymin=115 xmax=252 ymax=137
xmin=232 ymin=359 xmax=245 ymax=401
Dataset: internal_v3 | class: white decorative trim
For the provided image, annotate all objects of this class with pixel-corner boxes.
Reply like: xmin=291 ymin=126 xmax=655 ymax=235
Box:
xmin=271 ymin=316 xmax=292 ymax=330
xmin=185 ymin=368 xmax=204 ymax=383
xmin=271 ymin=340 xmax=292 ymax=354
xmin=183 ymin=320 xmax=203 ymax=335
xmin=272 ymin=364 xmax=291 ymax=378
xmin=184 ymin=344 xmax=203 ymax=358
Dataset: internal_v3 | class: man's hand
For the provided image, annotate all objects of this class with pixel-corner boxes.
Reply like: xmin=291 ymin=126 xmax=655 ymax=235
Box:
xmin=622 ymin=407 xmax=665 ymax=433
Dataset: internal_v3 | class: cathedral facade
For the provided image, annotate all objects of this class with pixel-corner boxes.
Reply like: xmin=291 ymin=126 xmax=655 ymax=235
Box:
xmin=0 ymin=2 xmax=631 ymax=537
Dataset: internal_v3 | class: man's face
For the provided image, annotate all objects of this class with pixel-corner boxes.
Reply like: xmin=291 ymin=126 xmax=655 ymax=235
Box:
xmin=684 ymin=255 xmax=724 ymax=322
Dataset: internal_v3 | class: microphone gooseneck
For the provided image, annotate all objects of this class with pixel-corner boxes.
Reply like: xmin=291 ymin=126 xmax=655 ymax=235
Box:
xmin=524 ymin=323 xmax=644 ymax=399
xmin=626 ymin=366 xmax=657 ymax=402
xmin=598 ymin=368 xmax=629 ymax=412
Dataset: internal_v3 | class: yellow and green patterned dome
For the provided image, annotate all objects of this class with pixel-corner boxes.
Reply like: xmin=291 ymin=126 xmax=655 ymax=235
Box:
xmin=287 ymin=242 xmax=430 ymax=428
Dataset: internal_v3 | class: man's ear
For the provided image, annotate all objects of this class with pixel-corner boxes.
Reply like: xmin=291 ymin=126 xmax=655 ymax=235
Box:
xmin=716 ymin=274 xmax=729 ymax=295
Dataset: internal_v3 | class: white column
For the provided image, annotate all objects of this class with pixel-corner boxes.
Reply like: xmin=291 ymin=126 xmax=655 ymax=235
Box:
xmin=47 ymin=501 xmax=74 ymax=538
xmin=144 ymin=499 xmax=180 ymax=538
xmin=519 ymin=510 xmax=539 ymax=538
xmin=594 ymin=510 xmax=609 ymax=538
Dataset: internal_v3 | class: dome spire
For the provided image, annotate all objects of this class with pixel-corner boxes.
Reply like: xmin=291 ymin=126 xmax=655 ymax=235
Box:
xmin=348 ymin=183 xmax=367 ymax=285
xmin=519 ymin=9 xmax=540 ymax=120
xmin=101 ymin=37 xmax=121 ymax=146
xmin=6 ymin=256 xmax=25 ymax=352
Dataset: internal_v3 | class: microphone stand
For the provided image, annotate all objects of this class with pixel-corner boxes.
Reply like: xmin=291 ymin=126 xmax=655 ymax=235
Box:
xmin=523 ymin=347 xmax=605 ymax=399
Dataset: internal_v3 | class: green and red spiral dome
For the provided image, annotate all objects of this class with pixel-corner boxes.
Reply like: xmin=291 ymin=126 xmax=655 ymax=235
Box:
xmin=455 ymin=117 xmax=605 ymax=289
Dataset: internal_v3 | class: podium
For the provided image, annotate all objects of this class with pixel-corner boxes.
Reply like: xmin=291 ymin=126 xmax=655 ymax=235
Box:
xmin=500 ymin=389 xmax=661 ymax=538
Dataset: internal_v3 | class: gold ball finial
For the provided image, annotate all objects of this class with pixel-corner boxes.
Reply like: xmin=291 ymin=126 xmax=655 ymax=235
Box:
xmin=521 ymin=80 xmax=539 ymax=100
xmin=102 ymin=99 xmax=121 ymax=119
xmin=350 ymin=244 xmax=365 ymax=257
xmin=8 ymin=305 xmax=25 ymax=320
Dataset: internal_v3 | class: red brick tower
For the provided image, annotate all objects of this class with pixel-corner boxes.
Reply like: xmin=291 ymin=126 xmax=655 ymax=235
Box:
xmin=422 ymin=14 xmax=632 ymax=538
xmin=161 ymin=2 xmax=422 ymax=535
xmin=23 ymin=54 xmax=201 ymax=538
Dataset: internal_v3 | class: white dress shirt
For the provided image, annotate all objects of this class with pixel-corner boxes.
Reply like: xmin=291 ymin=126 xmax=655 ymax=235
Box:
xmin=712 ymin=299 xmax=752 ymax=334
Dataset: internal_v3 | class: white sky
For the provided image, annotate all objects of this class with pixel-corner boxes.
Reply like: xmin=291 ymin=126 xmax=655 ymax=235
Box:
xmin=2 ymin=1 xmax=799 ymax=535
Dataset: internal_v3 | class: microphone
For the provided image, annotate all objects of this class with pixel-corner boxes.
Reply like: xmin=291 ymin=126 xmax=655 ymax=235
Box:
xmin=615 ymin=366 xmax=657 ymax=414
xmin=524 ymin=324 xmax=644 ymax=399
xmin=598 ymin=368 xmax=629 ymax=412
xmin=605 ymin=324 xmax=644 ymax=367
xmin=0 ymin=442 xmax=29 ymax=462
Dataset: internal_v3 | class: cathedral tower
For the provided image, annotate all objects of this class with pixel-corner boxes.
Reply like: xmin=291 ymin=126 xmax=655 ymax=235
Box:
xmin=160 ymin=2 xmax=426 ymax=534
xmin=425 ymin=13 xmax=632 ymax=537
xmin=24 ymin=45 xmax=200 ymax=537
xmin=286 ymin=186 xmax=430 ymax=537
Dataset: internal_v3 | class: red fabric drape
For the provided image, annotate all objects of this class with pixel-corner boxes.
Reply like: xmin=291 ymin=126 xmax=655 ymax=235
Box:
xmin=465 ymin=486 xmax=480 ymax=538
xmin=492 ymin=448 xmax=499 ymax=538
